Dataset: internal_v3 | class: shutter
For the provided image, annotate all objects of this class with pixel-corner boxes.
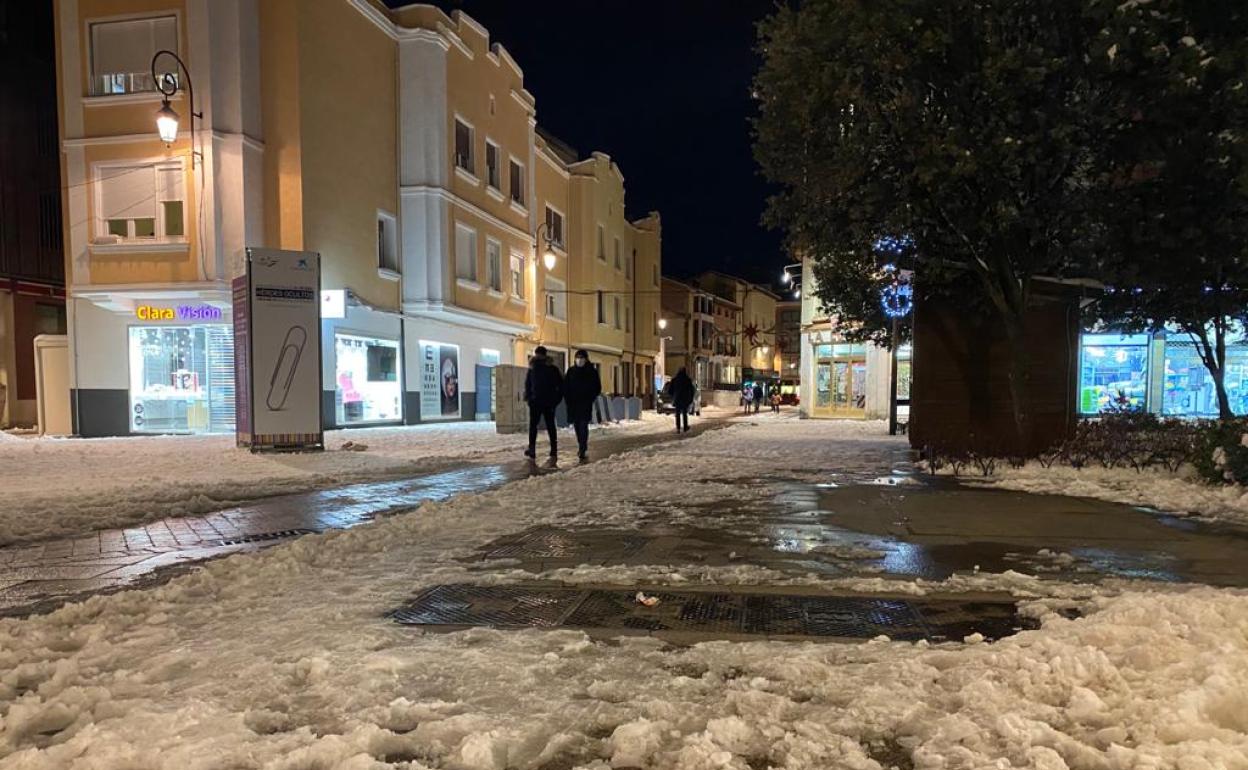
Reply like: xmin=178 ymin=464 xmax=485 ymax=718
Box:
xmin=100 ymin=165 xmax=156 ymax=220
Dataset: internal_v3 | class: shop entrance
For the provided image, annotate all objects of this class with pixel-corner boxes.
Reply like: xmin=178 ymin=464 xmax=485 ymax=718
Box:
xmin=813 ymin=343 xmax=867 ymax=418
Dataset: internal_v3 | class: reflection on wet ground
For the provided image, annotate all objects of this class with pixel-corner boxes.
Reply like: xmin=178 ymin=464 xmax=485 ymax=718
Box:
xmin=471 ymin=476 xmax=1248 ymax=588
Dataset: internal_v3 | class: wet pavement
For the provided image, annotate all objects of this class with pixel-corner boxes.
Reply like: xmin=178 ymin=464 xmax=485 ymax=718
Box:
xmin=0 ymin=418 xmax=729 ymax=616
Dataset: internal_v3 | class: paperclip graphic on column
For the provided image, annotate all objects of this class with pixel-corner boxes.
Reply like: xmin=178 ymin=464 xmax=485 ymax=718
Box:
xmin=267 ymin=325 xmax=307 ymax=411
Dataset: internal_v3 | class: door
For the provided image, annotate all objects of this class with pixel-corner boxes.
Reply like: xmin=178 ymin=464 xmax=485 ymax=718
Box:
xmin=814 ymin=357 xmax=867 ymax=418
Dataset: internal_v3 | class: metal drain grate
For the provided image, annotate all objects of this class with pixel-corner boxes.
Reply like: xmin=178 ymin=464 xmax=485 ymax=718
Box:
xmin=478 ymin=527 xmax=649 ymax=561
xmin=217 ymin=528 xmax=317 ymax=547
xmin=390 ymin=584 xmax=1035 ymax=642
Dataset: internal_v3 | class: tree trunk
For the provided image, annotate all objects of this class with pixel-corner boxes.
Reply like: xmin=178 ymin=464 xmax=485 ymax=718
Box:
xmin=1002 ymin=312 xmax=1033 ymax=454
xmin=1192 ymin=323 xmax=1234 ymax=421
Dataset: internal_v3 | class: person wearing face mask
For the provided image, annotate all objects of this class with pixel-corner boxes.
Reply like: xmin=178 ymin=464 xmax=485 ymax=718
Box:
xmin=563 ymin=349 xmax=602 ymax=460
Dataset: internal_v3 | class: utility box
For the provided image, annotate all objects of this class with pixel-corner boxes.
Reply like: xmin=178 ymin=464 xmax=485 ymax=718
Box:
xmin=493 ymin=364 xmax=528 ymax=434
xmin=33 ymin=334 xmax=71 ymax=436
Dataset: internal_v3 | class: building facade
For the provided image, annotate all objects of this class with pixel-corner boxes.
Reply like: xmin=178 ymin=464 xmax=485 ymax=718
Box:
xmin=775 ymin=299 xmax=800 ymax=399
xmin=52 ymin=0 xmax=661 ymax=436
xmin=1 ymin=2 xmax=67 ymax=428
xmin=797 ymin=258 xmax=909 ymax=419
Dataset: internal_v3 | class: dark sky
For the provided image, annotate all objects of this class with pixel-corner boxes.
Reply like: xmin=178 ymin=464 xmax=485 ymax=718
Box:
xmin=387 ymin=0 xmax=785 ymax=284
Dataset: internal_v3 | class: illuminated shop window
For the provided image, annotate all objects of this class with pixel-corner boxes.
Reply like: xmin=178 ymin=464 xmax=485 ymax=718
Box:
xmin=335 ymin=333 xmax=401 ymax=425
xmin=1078 ymin=333 xmax=1149 ymax=414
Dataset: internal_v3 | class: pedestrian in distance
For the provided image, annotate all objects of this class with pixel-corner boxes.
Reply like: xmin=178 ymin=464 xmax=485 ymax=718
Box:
xmin=752 ymin=383 xmax=764 ymax=414
xmin=563 ymin=349 xmax=602 ymax=461
xmin=771 ymin=391 xmax=782 ymax=413
xmin=742 ymin=386 xmax=753 ymax=415
xmin=524 ymin=346 xmax=564 ymax=460
xmin=670 ymin=367 xmax=696 ymax=433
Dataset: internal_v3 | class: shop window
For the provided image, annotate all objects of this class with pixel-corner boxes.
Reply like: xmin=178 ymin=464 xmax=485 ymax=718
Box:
xmin=1163 ymin=341 xmax=1248 ymax=417
xmin=90 ymin=15 xmax=177 ymax=96
xmin=896 ymin=344 xmax=912 ymax=400
xmin=128 ymin=325 xmax=234 ymax=434
xmin=1078 ymin=333 xmax=1150 ymax=414
xmin=480 ymin=349 xmax=501 ymax=367
xmin=98 ymin=161 xmax=184 ymax=242
xmin=335 ymin=333 xmax=401 ymax=425
xmin=486 ymin=239 xmax=502 ymax=292
xmin=454 ymin=223 xmax=477 ymax=282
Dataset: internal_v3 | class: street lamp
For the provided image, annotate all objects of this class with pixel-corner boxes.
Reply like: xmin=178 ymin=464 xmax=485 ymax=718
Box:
xmin=150 ymin=50 xmax=201 ymax=167
xmin=535 ymin=222 xmax=559 ymax=271
xmin=658 ymin=317 xmax=668 ymax=331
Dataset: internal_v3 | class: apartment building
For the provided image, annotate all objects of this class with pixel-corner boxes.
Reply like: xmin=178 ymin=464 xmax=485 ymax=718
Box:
xmin=53 ymin=0 xmax=661 ymax=436
xmin=1 ymin=2 xmax=66 ymax=428
xmin=775 ymin=299 xmax=801 ymax=397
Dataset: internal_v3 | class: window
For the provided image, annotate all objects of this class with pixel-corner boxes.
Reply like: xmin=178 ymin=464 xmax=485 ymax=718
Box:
xmin=90 ymin=16 xmax=178 ymax=96
xmin=623 ymin=361 xmax=632 ymax=396
xmin=653 ymin=264 xmax=659 ymax=287
xmin=454 ymin=119 xmax=474 ymax=174
xmin=485 ymin=142 xmax=500 ymax=189
xmin=335 ymin=334 xmax=402 ymax=425
xmin=544 ymin=206 xmax=564 ymax=249
xmin=510 ymin=252 xmax=525 ymax=298
xmin=509 ymin=159 xmax=525 ymax=205
xmin=613 ymin=296 xmax=621 ymax=329
xmin=98 ymin=161 xmax=185 ymax=242
xmin=486 ymin=239 xmax=502 ymax=292
xmin=626 ymin=249 xmax=634 ymax=280
xmin=1078 ymin=333 xmax=1150 ymax=414
xmin=597 ymin=225 xmax=606 ymax=261
xmin=454 ymin=223 xmax=477 ymax=282
xmin=597 ymin=291 xmax=606 ymax=324
xmin=625 ymin=303 xmax=631 ymax=333
xmin=128 ymin=326 xmax=234 ymax=434
xmin=377 ymin=211 xmax=398 ymax=272
xmin=544 ymin=277 xmax=566 ymax=320
xmin=613 ymin=237 xmax=621 ymax=269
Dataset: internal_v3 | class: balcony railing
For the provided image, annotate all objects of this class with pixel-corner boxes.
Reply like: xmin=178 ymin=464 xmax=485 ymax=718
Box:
xmin=92 ymin=71 xmax=177 ymax=97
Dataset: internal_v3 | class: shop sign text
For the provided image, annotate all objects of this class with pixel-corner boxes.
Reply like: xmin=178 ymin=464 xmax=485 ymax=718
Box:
xmin=135 ymin=304 xmax=224 ymax=322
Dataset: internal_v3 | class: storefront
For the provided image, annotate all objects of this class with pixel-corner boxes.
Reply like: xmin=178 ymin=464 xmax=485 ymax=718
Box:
xmin=812 ymin=342 xmax=869 ymax=417
xmin=333 ymin=332 xmax=401 ymax=425
xmin=1077 ymin=330 xmax=1248 ymax=417
xmin=127 ymin=322 xmax=235 ymax=434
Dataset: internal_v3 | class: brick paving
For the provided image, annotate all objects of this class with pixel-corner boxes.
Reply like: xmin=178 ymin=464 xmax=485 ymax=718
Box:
xmin=0 ymin=419 xmax=730 ymax=616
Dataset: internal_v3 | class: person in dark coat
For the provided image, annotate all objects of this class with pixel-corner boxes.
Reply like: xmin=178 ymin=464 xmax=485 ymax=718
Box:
xmin=752 ymin=383 xmax=764 ymax=414
xmin=524 ymin=346 xmax=564 ymax=459
xmin=669 ymin=367 xmax=696 ymax=433
xmin=563 ymin=349 xmax=602 ymax=460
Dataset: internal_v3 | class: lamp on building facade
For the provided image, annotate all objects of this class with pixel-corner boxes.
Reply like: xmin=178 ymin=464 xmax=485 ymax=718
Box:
xmin=535 ymin=222 xmax=558 ymax=271
xmin=150 ymin=50 xmax=202 ymax=167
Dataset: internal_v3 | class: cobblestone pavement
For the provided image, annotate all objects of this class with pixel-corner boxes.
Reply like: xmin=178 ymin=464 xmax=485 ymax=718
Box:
xmin=0 ymin=417 xmax=730 ymax=616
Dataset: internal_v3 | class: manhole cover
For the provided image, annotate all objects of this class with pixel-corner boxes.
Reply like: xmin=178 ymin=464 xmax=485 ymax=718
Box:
xmin=390 ymin=584 xmax=1034 ymax=642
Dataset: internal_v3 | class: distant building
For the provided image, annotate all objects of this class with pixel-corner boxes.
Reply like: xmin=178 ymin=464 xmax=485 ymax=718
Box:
xmin=0 ymin=2 xmax=66 ymax=428
xmin=775 ymin=300 xmax=800 ymax=399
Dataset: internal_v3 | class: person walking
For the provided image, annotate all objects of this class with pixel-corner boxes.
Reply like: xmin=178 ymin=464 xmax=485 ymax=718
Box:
xmin=752 ymin=383 xmax=764 ymax=414
xmin=563 ymin=349 xmax=602 ymax=461
xmin=742 ymin=386 xmax=753 ymax=415
xmin=524 ymin=346 xmax=564 ymax=459
xmin=771 ymin=391 xmax=782 ymax=413
xmin=670 ymin=367 xmax=695 ymax=433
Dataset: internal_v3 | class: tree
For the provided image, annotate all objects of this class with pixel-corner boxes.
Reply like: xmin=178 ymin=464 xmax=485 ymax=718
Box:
xmin=1090 ymin=0 xmax=1248 ymax=420
xmin=753 ymin=0 xmax=1102 ymax=448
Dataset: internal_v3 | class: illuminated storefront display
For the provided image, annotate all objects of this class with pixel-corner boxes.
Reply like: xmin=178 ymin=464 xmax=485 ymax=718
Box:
xmin=334 ymin=333 xmax=401 ymax=425
xmin=1163 ymin=341 xmax=1248 ymax=418
xmin=813 ymin=342 xmax=868 ymax=417
xmin=128 ymin=325 xmax=235 ymax=433
xmin=1078 ymin=333 xmax=1150 ymax=414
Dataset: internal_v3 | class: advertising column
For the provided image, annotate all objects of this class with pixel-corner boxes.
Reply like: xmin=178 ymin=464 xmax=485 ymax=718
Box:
xmin=235 ymin=248 xmax=323 ymax=450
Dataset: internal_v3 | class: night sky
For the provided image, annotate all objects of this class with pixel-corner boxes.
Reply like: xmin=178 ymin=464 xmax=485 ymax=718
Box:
xmin=387 ymin=0 xmax=785 ymax=284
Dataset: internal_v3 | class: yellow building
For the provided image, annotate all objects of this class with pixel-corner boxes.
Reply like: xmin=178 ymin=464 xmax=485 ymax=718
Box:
xmin=53 ymin=0 xmax=662 ymax=435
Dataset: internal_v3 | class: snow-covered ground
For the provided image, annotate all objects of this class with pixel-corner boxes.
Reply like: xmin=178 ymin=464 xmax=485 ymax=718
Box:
xmin=964 ymin=462 xmax=1248 ymax=528
xmin=1 ymin=419 xmax=1246 ymax=768
xmin=0 ymin=414 xmax=672 ymax=545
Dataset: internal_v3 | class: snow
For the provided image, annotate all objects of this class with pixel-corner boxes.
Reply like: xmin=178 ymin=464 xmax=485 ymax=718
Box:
xmin=0 ymin=419 xmax=1246 ymax=768
xmin=965 ymin=462 xmax=1248 ymax=528
xmin=0 ymin=414 xmax=670 ymax=545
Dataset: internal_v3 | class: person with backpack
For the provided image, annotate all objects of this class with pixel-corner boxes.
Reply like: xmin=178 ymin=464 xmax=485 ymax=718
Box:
xmin=670 ymin=367 xmax=695 ymax=433
xmin=563 ymin=349 xmax=602 ymax=461
xmin=524 ymin=346 xmax=564 ymax=459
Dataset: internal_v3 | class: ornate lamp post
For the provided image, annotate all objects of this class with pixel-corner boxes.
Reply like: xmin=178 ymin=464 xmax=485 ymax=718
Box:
xmin=150 ymin=50 xmax=202 ymax=167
